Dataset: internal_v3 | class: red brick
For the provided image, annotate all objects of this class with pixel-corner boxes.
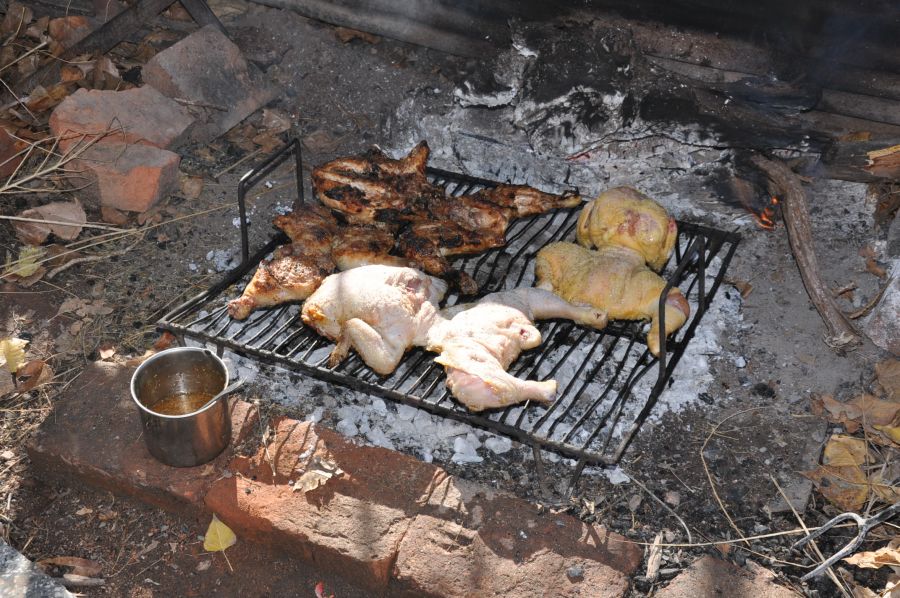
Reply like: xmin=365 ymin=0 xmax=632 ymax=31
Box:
xmin=48 ymin=16 xmax=92 ymax=48
xmin=204 ymin=417 xmax=443 ymax=591
xmin=391 ymin=476 xmax=641 ymax=597
xmin=656 ymin=555 xmax=799 ymax=598
xmin=143 ymin=25 xmax=279 ymax=144
xmin=74 ymin=142 xmax=180 ymax=212
xmin=26 ymin=362 xmax=259 ymax=514
xmin=50 ymin=87 xmax=194 ymax=152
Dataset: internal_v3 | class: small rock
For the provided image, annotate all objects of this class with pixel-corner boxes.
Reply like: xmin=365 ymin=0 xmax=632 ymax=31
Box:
xmin=664 ymin=491 xmax=681 ymax=507
xmin=195 ymin=560 xmax=211 ymax=572
xmin=484 ymin=436 xmax=512 ymax=454
xmin=864 ymin=264 xmax=900 ymax=356
xmin=566 ymin=564 xmax=584 ymax=582
xmin=0 ymin=450 xmax=14 ymax=461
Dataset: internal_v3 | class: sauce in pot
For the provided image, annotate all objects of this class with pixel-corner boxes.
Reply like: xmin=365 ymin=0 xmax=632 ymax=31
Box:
xmin=150 ymin=392 xmax=215 ymax=415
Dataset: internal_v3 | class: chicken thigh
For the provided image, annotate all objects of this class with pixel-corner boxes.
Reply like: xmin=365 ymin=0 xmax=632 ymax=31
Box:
xmin=535 ymin=242 xmax=690 ymax=356
xmin=426 ymin=288 xmax=607 ymax=411
xmin=301 ymin=265 xmax=448 ymax=375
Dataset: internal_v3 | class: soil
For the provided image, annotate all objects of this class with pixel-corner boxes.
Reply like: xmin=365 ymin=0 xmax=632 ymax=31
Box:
xmin=0 ymin=1 xmax=897 ymax=597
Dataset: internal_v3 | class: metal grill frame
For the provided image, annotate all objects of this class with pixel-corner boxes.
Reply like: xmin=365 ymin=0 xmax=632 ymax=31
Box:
xmin=158 ymin=139 xmax=740 ymax=466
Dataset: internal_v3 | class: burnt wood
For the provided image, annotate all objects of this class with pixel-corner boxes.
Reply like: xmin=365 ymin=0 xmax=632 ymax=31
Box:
xmin=822 ymin=139 xmax=900 ymax=182
xmin=752 ymin=155 xmax=861 ymax=352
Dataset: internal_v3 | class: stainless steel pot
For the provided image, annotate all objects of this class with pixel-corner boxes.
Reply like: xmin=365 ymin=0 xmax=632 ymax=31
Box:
xmin=130 ymin=347 xmax=231 ymax=467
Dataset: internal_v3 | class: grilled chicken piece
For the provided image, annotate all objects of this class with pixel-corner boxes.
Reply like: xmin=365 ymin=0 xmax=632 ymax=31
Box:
xmin=331 ymin=225 xmax=411 ymax=271
xmin=426 ymin=288 xmax=607 ymax=411
xmin=471 ymin=185 xmax=582 ymax=217
xmin=273 ymin=204 xmax=338 ymax=248
xmin=227 ymin=244 xmax=335 ymax=320
xmin=301 ymin=265 xmax=447 ymax=375
xmin=312 ymin=142 xmax=432 ymax=222
xmin=535 ymin=242 xmax=690 ymax=356
xmin=576 ymin=186 xmax=677 ymax=271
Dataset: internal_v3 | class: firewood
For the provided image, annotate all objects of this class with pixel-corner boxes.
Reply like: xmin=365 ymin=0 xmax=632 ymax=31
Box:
xmin=751 ymin=155 xmax=861 ymax=352
xmin=822 ymin=139 xmax=900 ymax=183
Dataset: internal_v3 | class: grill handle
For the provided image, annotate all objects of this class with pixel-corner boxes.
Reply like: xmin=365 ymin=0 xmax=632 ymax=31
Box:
xmin=236 ymin=137 xmax=305 ymax=264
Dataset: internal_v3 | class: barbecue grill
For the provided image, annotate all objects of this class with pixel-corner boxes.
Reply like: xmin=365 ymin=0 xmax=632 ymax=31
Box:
xmin=158 ymin=139 xmax=740 ymax=467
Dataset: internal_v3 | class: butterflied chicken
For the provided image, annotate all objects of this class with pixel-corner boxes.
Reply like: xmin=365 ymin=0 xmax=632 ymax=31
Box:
xmin=535 ymin=242 xmax=690 ymax=356
xmin=425 ymin=288 xmax=607 ymax=411
xmin=576 ymin=186 xmax=677 ymax=271
xmin=312 ymin=141 xmax=581 ymax=291
xmin=227 ymin=244 xmax=335 ymax=320
xmin=301 ymin=265 xmax=447 ymax=375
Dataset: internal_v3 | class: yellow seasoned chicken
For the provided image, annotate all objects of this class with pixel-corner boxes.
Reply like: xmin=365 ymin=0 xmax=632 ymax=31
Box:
xmin=535 ymin=242 xmax=689 ymax=356
xmin=576 ymin=186 xmax=677 ymax=271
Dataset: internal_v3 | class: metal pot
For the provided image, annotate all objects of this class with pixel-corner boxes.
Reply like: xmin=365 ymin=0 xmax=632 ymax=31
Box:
xmin=130 ymin=347 xmax=231 ymax=467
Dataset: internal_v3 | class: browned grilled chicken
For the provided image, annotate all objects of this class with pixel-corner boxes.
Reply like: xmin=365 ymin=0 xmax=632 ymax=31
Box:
xmin=227 ymin=244 xmax=335 ymax=320
xmin=312 ymin=141 xmax=432 ymax=222
xmin=331 ymin=225 xmax=411 ymax=271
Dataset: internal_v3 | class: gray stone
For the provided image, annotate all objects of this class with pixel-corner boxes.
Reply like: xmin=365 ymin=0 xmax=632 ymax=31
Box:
xmin=0 ymin=540 xmax=74 ymax=598
xmin=888 ymin=213 xmax=900 ymax=258
xmin=143 ymin=25 xmax=280 ymax=144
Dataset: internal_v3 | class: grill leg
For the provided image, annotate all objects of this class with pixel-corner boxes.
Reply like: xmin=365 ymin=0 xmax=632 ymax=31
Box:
xmin=565 ymin=456 xmax=588 ymax=498
xmin=532 ymin=443 xmax=552 ymax=498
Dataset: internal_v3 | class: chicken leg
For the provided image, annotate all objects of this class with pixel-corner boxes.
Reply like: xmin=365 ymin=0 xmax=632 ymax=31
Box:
xmin=426 ymin=288 xmax=607 ymax=411
xmin=535 ymin=242 xmax=690 ymax=356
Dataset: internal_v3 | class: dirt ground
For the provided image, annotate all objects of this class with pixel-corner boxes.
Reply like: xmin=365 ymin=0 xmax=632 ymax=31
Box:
xmin=1 ymin=1 xmax=898 ymax=596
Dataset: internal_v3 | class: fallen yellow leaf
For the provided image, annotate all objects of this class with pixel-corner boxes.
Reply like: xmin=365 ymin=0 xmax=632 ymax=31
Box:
xmin=803 ymin=464 xmax=870 ymax=511
xmin=822 ymin=435 xmax=871 ymax=467
xmin=3 ymin=245 xmax=44 ymax=278
xmin=203 ymin=514 xmax=236 ymax=552
xmin=0 ymin=338 xmax=28 ymax=374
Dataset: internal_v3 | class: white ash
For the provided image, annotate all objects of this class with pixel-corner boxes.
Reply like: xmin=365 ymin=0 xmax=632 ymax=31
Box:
xmin=205 ymin=248 xmax=240 ymax=273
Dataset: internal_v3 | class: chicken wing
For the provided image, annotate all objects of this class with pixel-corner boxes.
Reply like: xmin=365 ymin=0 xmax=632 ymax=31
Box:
xmin=301 ymin=265 xmax=448 ymax=375
xmin=535 ymin=242 xmax=690 ymax=356
xmin=227 ymin=244 xmax=335 ymax=320
xmin=576 ymin=186 xmax=677 ymax=271
xmin=426 ymin=288 xmax=607 ymax=411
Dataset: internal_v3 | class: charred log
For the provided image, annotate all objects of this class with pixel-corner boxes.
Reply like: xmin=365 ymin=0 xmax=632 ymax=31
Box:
xmin=751 ymin=155 xmax=861 ymax=351
xmin=821 ymin=139 xmax=900 ymax=183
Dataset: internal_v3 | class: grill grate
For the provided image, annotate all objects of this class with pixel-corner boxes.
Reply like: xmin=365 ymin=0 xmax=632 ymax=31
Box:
xmin=159 ymin=140 xmax=740 ymax=466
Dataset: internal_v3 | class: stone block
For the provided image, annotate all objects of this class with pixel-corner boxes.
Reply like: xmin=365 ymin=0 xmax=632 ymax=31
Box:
xmin=143 ymin=25 xmax=279 ymax=144
xmin=0 ymin=540 xmax=74 ymax=598
xmin=390 ymin=476 xmax=642 ymax=597
xmin=73 ymin=142 xmax=180 ymax=213
xmin=864 ymin=263 xmax=900 ymax=356
xmin=50 ymin=87 xmax=194 ymax=152
xmin=204 ymin=416 xmax=444 ymax=591
xmin=26 ymin=361 xmax=259 ymax=514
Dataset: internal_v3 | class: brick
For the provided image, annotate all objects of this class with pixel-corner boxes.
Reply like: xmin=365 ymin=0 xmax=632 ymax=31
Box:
xmin=47 ymin=16 xmax=93 ymax=48
xmin=391 ymin=476 xmax=641 ymax=597
xmin=73 ymin=142 xmax=180 ymax=212
xmin=655 ymin=555 xmax=799 ymax=598
xmin=204 ymin=417 xmax=443 ymax=591
xmin=50 ymin=87 xmax=194 ymax=152
xmin=26 ymin=362 xmax=259 ymax=514
xmin=143 ymin=25 xmax=279 ymax=144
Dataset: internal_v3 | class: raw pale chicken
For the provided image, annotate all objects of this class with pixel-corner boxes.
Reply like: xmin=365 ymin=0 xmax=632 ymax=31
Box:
xmin=426 ymin=288 xmax=607 ymax=411
xmin=576 ymin=186 xmax=677 ymax=271
xmin=227 ymin=244 xmax=335 ymax=320
xmin=535 ymin=242 xmax=690 ymax=356
xmin=301 ymin=265 xmax=448 ymax=375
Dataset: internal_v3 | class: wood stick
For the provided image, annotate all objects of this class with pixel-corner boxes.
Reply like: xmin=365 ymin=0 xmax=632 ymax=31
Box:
xmin=751 ymin=155 xmax=861 ymax=351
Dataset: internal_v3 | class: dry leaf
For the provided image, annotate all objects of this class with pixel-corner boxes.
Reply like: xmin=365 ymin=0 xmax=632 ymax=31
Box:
xmin=866 ymin=258 xmax=887 ymax=279
xmin=845 ymin=538 xmax=900 ymax=569
xmin=153 ymin=332 xmax=176 ymax=351
xmin=16 ymin=359 xmax=52 ymax=392
xmin=876 ymin=359 xmax=900 ymax=401
xmin=0 ymin=338 xmax=28 ymax=374
xmin=261 ymin=108 xmax=291 ymax=134
xmin=803 ymin=464 xmax=870 ymax=511
xmin=334 ymin=26 xmax=379 ymax=44
xmin=293 ymin=457 xmax=344 ymax=494
xmin=75 ymin=507 xmax=93 ymax=516
xmin=4 ymin=245 xmax=45 ymax=279
xmin=812 ymin=394 xmax=900 ymax=433
xmin=203 ymin=514 xmax=237 ymax=552
xmin=823 ymin=435 xmax=872 ymax=467
xmin=38 ymin=556 xmax=102 ymax=577
xmin=14 ymin=200 xmax=87 ymax=244
xmin=100 ymin=206 xmax=128 ymax=225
